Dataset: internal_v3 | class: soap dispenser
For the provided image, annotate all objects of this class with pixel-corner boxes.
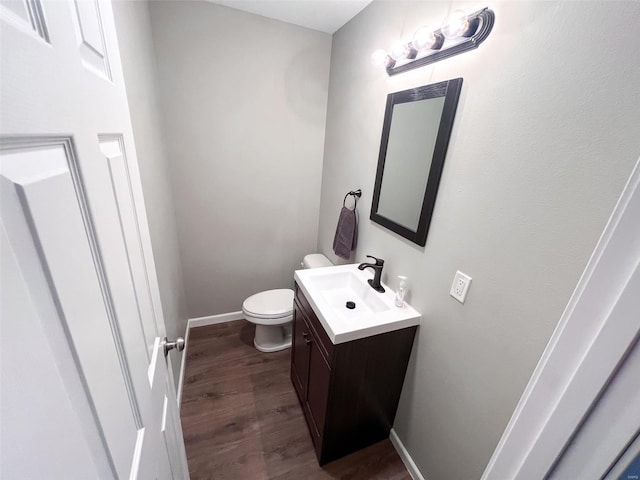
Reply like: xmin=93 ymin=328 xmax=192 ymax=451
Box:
xmin=395 ymin=276 xmax=408 ymax=307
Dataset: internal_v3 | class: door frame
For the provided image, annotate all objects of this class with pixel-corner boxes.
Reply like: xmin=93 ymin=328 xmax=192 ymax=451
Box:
xmin=482 ymin=156 xmax=640 ymax=479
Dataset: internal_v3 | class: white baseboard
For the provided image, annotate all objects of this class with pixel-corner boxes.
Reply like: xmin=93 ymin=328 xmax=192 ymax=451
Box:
xmin=188 ymin=310 xmax=244 ymax=328
xmin=390 ymin=428 xmax=426 ymax=480
xmin=176 ymin=311 xmax=245 ymax=408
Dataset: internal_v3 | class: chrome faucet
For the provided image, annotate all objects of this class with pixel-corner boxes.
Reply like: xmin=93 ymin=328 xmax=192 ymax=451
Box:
xmin=358 ymin=255 xmax=385 ymax=293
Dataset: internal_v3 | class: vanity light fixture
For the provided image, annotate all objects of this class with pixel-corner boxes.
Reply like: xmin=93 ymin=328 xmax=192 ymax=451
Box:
xmin=371 ymin=7 xmax=494 ymax=76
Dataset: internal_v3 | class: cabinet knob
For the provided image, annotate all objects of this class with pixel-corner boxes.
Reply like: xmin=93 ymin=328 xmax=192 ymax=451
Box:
xmin=302 ymin=332 xmax=312 ymax=345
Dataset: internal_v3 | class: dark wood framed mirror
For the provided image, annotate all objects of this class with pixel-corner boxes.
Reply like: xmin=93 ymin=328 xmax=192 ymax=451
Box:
xmin=370 ymin=78 xmax=463 ymax=246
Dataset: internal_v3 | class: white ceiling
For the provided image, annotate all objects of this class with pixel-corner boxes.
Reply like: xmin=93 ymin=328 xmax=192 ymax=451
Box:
xmin=204 ymin=0 xmax=373 ymax=34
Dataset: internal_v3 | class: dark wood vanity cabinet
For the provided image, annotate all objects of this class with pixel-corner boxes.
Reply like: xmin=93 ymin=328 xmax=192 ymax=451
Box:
xmin=291 ymin=283 xmax=417 ymax=465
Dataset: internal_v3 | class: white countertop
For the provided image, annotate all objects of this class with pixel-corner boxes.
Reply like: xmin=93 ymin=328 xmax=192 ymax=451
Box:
xmin=294 ymin=263 xmax=421 ymax=344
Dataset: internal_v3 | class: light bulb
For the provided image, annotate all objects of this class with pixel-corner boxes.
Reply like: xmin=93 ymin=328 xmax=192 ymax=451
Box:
xmin=411 ymin=26 xmax=437 ymax=51
xmin=371 ymin=49 xmax=391 ymax=67
xmin=441 ymin=9 xmax=468 ymax=39
xmin=389 ymin=42 xmax=410 ymax=61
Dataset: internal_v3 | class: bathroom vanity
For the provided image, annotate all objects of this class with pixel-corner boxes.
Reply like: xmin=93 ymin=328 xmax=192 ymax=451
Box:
xmin=291 ymin=264 xmax=421 ymax=465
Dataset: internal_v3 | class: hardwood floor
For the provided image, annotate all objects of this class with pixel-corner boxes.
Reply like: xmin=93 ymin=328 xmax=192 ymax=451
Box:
xmin=180 ymin=321 xmax=412 ymax=480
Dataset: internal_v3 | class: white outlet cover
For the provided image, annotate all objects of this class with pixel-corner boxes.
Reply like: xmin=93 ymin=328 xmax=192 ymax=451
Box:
xmin=450 ymin=271 xmax=472 ymax=304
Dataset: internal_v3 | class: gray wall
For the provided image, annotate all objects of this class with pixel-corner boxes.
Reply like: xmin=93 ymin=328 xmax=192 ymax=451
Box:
xmin=149 ymin=1 xmax=332 ymax=318
xmin=318 ymin=2 xmax=640 ymax=479
xmin=112 ymin=0 xmax=189 ymax=385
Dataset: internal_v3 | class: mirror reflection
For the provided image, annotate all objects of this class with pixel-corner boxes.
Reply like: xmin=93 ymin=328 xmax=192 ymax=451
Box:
xmin=376 ymin=96 xmax=446 ymax=231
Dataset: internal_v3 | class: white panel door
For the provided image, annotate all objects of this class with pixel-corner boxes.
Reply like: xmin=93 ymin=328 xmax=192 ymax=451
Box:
xmin=550 ymin=330 xmax=640 ymax=478
xmin=0 ymin=1 xmax=189 ymax=479
xmin=548 ymin=265 xmax=640 ymax=479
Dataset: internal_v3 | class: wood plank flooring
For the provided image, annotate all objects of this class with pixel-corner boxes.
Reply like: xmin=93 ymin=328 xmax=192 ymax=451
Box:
xmin=180 ymin=321 xmax=412 ymax=480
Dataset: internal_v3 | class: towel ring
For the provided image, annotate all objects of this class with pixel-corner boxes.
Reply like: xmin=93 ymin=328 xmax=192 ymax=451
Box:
xmin=343 ymin=189 xmax=362 ymax=209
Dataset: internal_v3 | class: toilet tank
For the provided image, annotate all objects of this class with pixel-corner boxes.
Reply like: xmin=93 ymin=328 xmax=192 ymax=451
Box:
xmin=302 ymin=254 xmax=333 ymax=269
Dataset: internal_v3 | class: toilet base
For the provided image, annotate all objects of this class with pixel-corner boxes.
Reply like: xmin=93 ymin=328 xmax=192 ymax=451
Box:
xmin=253 ymin=323 xmax=292 ymax=352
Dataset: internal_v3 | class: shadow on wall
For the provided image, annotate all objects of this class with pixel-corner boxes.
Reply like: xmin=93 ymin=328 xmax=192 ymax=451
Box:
xmin=285 ymin=46 xmax=331 ymax=125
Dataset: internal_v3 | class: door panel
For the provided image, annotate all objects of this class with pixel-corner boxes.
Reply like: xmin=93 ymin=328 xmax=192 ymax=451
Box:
xmin=307 ymin=340 xmax=331 ymax=440
xmin=70 ymin=0 xmax=112 ymax=79
xmin=1 ymin=222 xmax=108 ymax=479
xmin=98 ymin=136 xmax=158 ymax=358
xmin=0 ymin=0 xmax=188 ymax=477
xmin=291 ymin=302 xmax=310 ymax=401
xmin=550 ymin=306 xmax=640 ymax=478
xmin=0 ymin=140 xmax=138 ymax=478
xmin=0 ymin=0 xmax=48 ymax=41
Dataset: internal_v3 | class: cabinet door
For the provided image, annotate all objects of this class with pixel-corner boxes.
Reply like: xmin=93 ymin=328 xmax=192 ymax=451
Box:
xmin=307 ymin=338 xmax=331 ymax=441
xmin=291 ymin=301 xmax=310 ymax=402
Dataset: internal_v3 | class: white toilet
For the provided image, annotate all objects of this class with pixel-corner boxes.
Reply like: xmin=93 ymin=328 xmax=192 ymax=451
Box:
xmin=242 ymin=254 xmax=333 ymax=352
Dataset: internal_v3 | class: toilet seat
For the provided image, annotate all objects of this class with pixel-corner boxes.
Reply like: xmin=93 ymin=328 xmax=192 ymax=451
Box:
xmin=242 ymin=289 xmax=294 ymax=352
xmin=242 ymin=289 xmax=293 ymax=320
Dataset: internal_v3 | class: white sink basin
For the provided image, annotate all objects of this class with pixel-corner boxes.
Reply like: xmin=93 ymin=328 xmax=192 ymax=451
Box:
xmin=294 ymin=264 xmax=421 ymax=344
xmin=309 ymin=271 xmax=389 ymax=316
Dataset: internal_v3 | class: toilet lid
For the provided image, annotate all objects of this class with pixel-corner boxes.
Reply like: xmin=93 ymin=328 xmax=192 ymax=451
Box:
xmin=302 ymin=253 xmax=333 ymax=269
xmin=242 ymin=289 xmax=294 ymax=319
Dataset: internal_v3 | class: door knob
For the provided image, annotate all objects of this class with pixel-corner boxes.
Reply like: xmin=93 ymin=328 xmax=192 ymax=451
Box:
xmin=162 ymin=337 xmax=185 ymax=357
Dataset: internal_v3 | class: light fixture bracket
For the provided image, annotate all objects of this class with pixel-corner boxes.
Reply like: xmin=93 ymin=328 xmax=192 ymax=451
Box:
xmin=386 ymin=7 xmax=495 ymax=76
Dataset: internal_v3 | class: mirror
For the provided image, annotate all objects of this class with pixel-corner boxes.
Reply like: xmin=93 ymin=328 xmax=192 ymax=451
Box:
xmin=370 ymin=78 xmax=462 ymax=246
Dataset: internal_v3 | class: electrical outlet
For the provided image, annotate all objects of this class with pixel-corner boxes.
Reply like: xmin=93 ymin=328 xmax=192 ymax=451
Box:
xmin=450 ymin=271 xmax=472 ymax=304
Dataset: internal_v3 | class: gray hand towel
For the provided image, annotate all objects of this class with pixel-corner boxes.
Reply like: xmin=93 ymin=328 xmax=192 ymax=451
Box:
xmin=333 ymin=206 xmax=357 ymax=259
